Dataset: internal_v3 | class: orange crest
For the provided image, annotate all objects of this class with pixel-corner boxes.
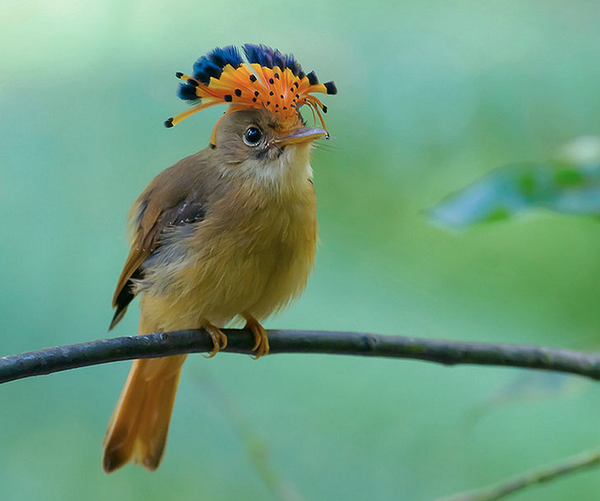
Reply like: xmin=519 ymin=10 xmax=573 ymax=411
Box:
xmin=165 ymin=44 xmax=337 ymax=145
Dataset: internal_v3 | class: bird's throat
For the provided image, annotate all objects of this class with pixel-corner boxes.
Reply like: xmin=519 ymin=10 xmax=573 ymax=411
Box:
xmin=241 ymin=143 xmax=314 ymax=194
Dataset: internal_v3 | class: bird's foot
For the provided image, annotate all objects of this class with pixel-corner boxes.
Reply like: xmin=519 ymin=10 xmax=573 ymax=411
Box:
xmin=243 ymin=314 xmax=270 ymax=359
xmin=203 ymin=323 xmax=228 ymax=358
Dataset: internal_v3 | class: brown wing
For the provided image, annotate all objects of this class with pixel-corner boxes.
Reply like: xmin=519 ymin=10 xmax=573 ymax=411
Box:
xmin=109 ymin=153 xmax=213 ymax=330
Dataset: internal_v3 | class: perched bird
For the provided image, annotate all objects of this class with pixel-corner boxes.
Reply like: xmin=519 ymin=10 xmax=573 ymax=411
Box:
xmin=102 ymin=44 xmax=337 ymax=473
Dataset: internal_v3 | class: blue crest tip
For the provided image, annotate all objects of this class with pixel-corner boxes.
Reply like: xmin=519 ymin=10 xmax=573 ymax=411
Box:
xmin=177 ymin=83 xmax=199 ymax=101
xmin=242 ymin=44 xmax=304 ymax=77
xmin=192 ymin=45 xmax=243 ymax=86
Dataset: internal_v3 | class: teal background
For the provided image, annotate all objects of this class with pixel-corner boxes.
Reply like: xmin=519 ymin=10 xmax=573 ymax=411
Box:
xmin=3 ymin=1 xmax=600 ymax=499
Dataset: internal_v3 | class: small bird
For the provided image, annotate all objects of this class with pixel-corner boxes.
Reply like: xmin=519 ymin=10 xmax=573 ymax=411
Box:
xmin=102 ymin=44 xmax=336 ymax=473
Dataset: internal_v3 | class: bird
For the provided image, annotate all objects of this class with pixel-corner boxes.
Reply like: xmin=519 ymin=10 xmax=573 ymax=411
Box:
xmin=102 ymin=44 xmax=337 ymax=473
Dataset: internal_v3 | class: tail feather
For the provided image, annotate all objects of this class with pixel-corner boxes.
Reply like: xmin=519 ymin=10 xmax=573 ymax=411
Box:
xmin=135 ymin=361 xmax=184 ymax=470
xmin=103 ymin=322 xmax=187 ymax=473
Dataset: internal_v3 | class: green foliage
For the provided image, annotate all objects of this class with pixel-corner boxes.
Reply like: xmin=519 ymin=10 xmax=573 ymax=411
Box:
xmin=431 ymin=137 xmax=600 ymax=228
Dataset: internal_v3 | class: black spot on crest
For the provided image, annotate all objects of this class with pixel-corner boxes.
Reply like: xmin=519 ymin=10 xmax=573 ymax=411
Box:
xmin=324 ymin=81 xmax=337 ymax=95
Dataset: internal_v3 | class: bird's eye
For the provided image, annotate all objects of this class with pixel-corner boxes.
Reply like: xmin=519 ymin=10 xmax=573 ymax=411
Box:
xmin=243 ymin=126 xmax=262 ymax=146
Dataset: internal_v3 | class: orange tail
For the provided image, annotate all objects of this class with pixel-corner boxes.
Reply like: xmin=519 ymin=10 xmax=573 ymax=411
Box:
xmin=102 ymin=318 xmax=187 ymax=473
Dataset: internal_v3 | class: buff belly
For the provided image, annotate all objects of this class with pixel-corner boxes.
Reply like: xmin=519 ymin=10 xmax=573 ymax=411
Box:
xmin=137 ymin=186 xmax=317 ymax=332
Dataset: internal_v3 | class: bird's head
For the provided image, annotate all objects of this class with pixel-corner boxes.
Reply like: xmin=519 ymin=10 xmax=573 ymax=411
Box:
xmin=164 ymin=44 xmax=336 ymax=187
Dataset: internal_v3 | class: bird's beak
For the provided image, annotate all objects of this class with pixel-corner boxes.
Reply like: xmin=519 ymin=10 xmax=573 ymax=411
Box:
xmin=275 ymin=127 xmax=329 ymax=146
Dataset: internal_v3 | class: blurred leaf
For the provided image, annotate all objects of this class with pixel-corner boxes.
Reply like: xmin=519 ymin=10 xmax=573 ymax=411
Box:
xmin=462 ymin=373 xmax=585 ymax=431
xmin=431 ymin=136 xmax=600 ymax=229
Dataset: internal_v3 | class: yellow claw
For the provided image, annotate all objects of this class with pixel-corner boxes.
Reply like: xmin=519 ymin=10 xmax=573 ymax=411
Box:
xmin=203 ymin=323 xmax=228 ymax=358
xmin=243 ymin=314 xmax=270 ymax=359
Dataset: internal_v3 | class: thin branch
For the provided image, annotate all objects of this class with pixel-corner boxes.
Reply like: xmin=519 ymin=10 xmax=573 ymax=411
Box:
xmin=3 ymin=329 xmax=600 ymax=385
xmin=436 ymin=446 xmax=600 ymax=501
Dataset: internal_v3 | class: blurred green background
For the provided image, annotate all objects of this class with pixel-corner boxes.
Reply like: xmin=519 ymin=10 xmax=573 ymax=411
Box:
xmin=3 ymin=1 xmax=600 ymax=499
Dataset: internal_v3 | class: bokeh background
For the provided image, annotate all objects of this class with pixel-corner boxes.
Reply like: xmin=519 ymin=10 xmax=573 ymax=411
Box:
xmin=3 ymin=1 xmax=600 ymax=499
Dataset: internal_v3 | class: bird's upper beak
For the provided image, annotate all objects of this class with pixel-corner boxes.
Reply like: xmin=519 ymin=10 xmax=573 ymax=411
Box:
xmin=274 ymin=127 xmax=329 ymax=146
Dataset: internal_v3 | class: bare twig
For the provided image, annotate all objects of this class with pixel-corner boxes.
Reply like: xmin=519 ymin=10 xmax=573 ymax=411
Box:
xmin=2 ymin=329 xmax=600 ymax=384
xmin=437 ymin=446 xmax=600 ymax=501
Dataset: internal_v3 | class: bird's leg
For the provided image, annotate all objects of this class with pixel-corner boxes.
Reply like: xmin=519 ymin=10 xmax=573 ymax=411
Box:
xmin=202 ymin=322 xmax=228 ymax=358
xmin=243 ymin=313 xmax=270 ymax=359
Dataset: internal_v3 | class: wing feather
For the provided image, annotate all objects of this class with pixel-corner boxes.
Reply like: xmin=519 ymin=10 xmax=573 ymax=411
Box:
xmin=109 ymin=154 xmax=211 ymax=330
